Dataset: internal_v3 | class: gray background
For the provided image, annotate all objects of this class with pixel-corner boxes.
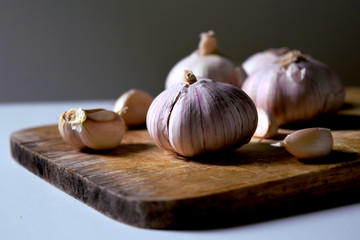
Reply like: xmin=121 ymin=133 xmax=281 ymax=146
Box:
xmin=1 ymin=0 xmax=359 ymax=102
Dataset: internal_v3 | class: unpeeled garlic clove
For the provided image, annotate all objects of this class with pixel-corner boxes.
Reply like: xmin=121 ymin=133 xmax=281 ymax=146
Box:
xmin=272 ymin=128 xmax=333 ymax=159
xmin=253 ymin=108 xmax=278 ymax=139
xmin=58 ymin=108 xmax=125 ymax=150
xmin=113 ymin=89 xmax=153 ymax=128
xmin=147 ymin=70 xmax=258 ymax=158
xmin=165 ymin=30 xmax=246 ymax=89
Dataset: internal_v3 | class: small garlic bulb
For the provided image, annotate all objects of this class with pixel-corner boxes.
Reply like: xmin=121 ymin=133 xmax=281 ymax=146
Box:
xmin=242 ymin=50 xmax=345 ymax=125
xmin=147 ymin=70 xmax=258 ymax=158
xmin=242 ymin=47 xmax=290 ymax=76
xmin=58 ymin=108 xmax=125 ymax=150
xmin=253 ymin=108 xmax=278 ymax=139
xmin=165 ymin=30 xmax=246 ymax=89
xmin=272 ymin=128 xmax=333 ymax=159
xmin=113 ymin=89 xmax=153 ymax=128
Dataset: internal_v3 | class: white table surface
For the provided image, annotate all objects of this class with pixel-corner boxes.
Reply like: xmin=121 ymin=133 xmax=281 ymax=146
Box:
xmin=1 ymin=100 xmax=360 ymax=240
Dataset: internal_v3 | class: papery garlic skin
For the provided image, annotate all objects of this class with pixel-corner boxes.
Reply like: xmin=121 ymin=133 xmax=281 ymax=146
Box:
xmin=242 ymin=47 xmax=289 ymax=76
xmin=165 ymin=30 xmax=246 ymax=89
xmin=58 ymin=108 xmax=125 ymax=150
xmin=114 ymin=89 xmax=153 ymax=128
xmin=147 ymin=71 xmax=258 ymax=157
xmin=273 ymin=128 xmax=333 ymax=159
xmin=242 ymin=50 xmax=345 ymax=126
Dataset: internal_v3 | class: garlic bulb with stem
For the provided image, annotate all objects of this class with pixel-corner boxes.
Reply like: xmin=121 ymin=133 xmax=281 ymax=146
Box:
xmin=242 ymin=50 xmax=345 ymax=126
xmin=271 ymin=128 xmax=333 ymax=159
xmin=58 ymin=108 xmax=125 ymax=150
xmin=147 ymin=70 xmax=258 ymax=158
xmin=242 ymin=47 xmax=289 ymax=76
xmin=113 ymin=89 xmax=153 ymax=128
xmin=165 ymin=30 xmax=246 ymax=89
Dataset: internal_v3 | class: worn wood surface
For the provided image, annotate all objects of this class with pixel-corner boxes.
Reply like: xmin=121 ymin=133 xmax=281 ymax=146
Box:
xmin=10 ymin=87 xmax=360 ymax=229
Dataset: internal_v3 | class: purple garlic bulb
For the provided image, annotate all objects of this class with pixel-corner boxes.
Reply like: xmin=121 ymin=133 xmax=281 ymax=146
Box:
xmin=147 ymin=70 xmax=258 ymax=157
xmin=242 ymin=50 xmax=345 ymax=126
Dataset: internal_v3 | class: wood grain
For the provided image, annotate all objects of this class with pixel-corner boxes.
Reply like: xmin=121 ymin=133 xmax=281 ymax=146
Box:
xmin=10 ymin=87 xmax=360 ymax=229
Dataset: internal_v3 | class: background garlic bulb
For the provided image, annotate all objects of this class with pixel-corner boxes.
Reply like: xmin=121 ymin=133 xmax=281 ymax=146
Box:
xmin=242 ymin=47 xmax=289 ymax=76
xmin=242 ymin=50 xmax=345 ymax=126
xmin=147 ymin=70 xmax=258 ymax=158
xmin=113 ymin=89 xmax=153 ymax=128
xmin=58 ymin=108 xmax=125 ymax=150
xmin=165 ymin=30 xmax=246 ymax=89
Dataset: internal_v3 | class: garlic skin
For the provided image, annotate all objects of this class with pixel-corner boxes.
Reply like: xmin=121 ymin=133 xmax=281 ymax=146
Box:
xmin=253 ymin=108 xmax=278 ymax=139
xmin=58 ymin=108 xmax=125 ymax=150
xmin=272 ymin=128 xmax=333 ymax=159
xmin=165 ymin=30 xmax=246 ymax=89
xmin=113 ymin=89 xmax=153 ymax=128
xmin=242 ymin=50 xmax=345 ymax=126
xmin=147 ymin=70 xmax=258 ymax=157
xmin=242 ymin=47 xmax=289 ymax=76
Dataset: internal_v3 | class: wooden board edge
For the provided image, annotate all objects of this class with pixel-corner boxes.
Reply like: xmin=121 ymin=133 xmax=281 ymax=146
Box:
xmin=10 ymin=130 xmax=360 ymax=229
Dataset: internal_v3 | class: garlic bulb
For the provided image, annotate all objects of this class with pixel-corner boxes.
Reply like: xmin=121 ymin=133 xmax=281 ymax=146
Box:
xmin=242 ymin=47 xmax=289 ymax=76
xmin=147 ymin=70 xmax=258 ymax=157
xmin=165 ymin=30 xmax=246 ymax=89
xmin=242 ymin=50 xmax=345 ymax=125
xmin=114 ymin=89 xmax=153 ymax=128
xmin=253 ymin=108 xmax=278 ymax=139
xmin=58 ymin=108 xmax=125 ymax=150
xmin=272 ymin=128 xmax=333 ymax=159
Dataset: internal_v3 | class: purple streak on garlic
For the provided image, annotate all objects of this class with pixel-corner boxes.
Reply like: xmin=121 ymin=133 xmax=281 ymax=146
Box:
xmin=242 ymin=50 xmax=345 ymax=126
xmin=165 ymin=30 xmax=246 ymax=89
xmin=242 ymin=47 xmax=290 ymax=76
xmin=147 ymin=70 xmax=258 ymax=157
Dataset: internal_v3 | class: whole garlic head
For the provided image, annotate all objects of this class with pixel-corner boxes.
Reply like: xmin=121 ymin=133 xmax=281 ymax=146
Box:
xmin=114 ymin=89 xmax=153 ymax=128
xmin=58 ymin=108 xmax=125 ymax=150
xmin=242 ymin=50 xmax=345 ymax=126
xmin=147 ymin=70 xmax=258 ymax=158
xmin=165 ymin=30 xmax=246 ymax=89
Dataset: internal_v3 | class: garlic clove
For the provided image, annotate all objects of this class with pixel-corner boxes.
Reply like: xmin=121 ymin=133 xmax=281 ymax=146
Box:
xmin=58 ymin=108 xmax=125 ymax=150
xmin=253 ymin=108 xmax=278 ymax=139
xmin=58 ymin=108 xmax=87 ymax=149
xmin=272 ymin=128 xmax=333 ymax=159
xmin=113 ymin=89 xmax=153 ymax=128
xmin=146 ymin=83 xmax=185 ymax=152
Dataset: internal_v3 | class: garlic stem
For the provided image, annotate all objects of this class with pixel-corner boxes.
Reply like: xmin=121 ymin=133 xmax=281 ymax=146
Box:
xmin=184 ymin=70 xmax=197 ymax=84
xmin=197 ymin=30 xmax=218 ymax=55
xmin=276 ymin=50 xmax=306 ymax=68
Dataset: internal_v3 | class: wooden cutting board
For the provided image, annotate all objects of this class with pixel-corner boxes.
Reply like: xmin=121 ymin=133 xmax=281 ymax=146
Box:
xmin=10 ymin=87 xmax=360 ymax=229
